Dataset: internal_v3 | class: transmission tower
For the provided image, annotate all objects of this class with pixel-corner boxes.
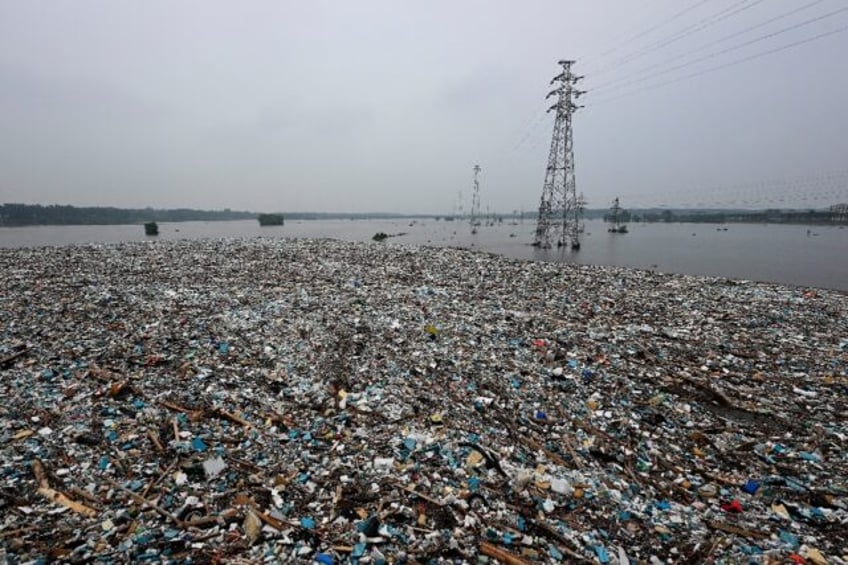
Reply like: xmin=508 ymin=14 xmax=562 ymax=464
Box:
xmin=470 ymin=164 xmax=482 ymax=233
xmin=454 ymin=189 xmax=464 ymax=220
xmin=533 ymin=60 xmax=585 ymax=249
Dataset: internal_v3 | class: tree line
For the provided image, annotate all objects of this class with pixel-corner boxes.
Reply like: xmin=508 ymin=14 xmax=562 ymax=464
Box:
xmin=591 ymin=205 xmax=848 ymax=225
xmin=0 ymin=204 xmax=255 ymax=226
xmin=628 ymin=207 xmax=848 ymax=225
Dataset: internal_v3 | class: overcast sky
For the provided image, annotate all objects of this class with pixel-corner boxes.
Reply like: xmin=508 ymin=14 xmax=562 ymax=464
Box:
xmin=1 ymin=0 xmax=847 ymax=213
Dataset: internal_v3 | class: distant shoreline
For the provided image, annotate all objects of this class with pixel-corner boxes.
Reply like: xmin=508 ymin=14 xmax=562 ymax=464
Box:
xmin=1 ymin=202 xmax=847 ymax=228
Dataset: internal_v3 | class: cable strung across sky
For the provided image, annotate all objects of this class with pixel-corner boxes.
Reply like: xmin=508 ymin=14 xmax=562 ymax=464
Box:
xmin=511 ymin=0 xmax=848 ymax=159
xmin=586 ymin=22 xmax=848 ymax=107
xmin=585 ymin=0 xmax=770 ymax=77
xmin=587 ymin=5 xmax=848 ymax=97
xmin=615 ymin=169 xmax=848 ymax=209
xmin=578 ymin=0 xmax=712 ymax=66
xmin=585 ymin=0 xmax=830 ymax=92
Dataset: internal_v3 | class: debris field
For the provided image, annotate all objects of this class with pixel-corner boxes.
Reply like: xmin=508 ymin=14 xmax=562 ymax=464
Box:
xmin=1 ymin=237 xmax=846 ymax=564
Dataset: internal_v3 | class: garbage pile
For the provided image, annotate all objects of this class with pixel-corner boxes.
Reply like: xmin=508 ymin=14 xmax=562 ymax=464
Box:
xmin=1 ymin=237 xmax=846 ymax=564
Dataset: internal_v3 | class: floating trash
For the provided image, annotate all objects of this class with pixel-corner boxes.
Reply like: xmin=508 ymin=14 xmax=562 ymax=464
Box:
xmin=0 ymin=237 xmax=845 ymax=563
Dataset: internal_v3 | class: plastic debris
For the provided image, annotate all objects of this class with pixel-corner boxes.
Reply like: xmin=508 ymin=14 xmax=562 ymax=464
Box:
xmin=202 ymin=456 xmax=227 ymax=479
xmin=0 ymin=237 xmax=845 ymax=563
xmin=805 ymin=547 xmax=829 ymax=565
xmin=243 ymin=510 xmax=262 ymax=546
xmin=721 ymin=499 xmax=744 ymax=513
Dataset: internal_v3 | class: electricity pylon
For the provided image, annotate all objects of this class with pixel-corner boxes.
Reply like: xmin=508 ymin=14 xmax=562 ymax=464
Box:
xmin=533 ymin=60 xmax=585 ymax=249
xmin=470 ymin=164 xmax=482 ymax=234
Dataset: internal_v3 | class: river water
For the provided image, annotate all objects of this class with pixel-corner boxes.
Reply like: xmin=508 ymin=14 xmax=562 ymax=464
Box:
xmin=1 ymin=218 xmax=845 ymax=290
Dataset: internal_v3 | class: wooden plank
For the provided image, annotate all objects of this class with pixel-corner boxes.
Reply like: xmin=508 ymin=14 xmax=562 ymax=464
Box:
xmin=480 ymin=542 xmax=534 ymax=565
xmin=37 ymin=486 xmax=97 ymax=518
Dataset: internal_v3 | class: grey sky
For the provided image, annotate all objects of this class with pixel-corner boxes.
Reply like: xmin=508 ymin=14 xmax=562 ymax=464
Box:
xmin=1 ymin=0 xmax=846 ymax=213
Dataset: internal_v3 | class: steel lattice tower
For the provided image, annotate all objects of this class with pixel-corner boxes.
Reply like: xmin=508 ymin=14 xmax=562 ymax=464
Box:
xmin=454 ymin=188 xmax=464 ymax=219
xmin=533 ymin=60 xmax=585 ymax=249
xmin=470 ymin=164 xmax=482 ymax=233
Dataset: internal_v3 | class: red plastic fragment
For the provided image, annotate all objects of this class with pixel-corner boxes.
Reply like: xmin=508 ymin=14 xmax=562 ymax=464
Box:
xmin=721 ymin=499 xmax=743 ymax=513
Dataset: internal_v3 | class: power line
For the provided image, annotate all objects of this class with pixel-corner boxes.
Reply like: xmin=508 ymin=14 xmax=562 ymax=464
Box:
xmin=600 ymin=169 xmax=848 ymax=208
xmin=591 ymin=0 xmax=762 ymax=76
xmin=587 ymin=17 xmax=848 ymax=106
xmin=578 ymin=0 xmax=711 ymax=67
xmin=511 ymin=108 xmax=550 ymax=152
xmin=515 ymin=4 xmax=844 ymax=152
xmin=515 ymin=1 xmax=827 ymax=155
xmin=591 ymin=5 xmax=848 ymax=94
xmin=588 ymin=0 xmax=769 ymax=77
xmin=586 ymin=0 xmax=829 ymax=93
